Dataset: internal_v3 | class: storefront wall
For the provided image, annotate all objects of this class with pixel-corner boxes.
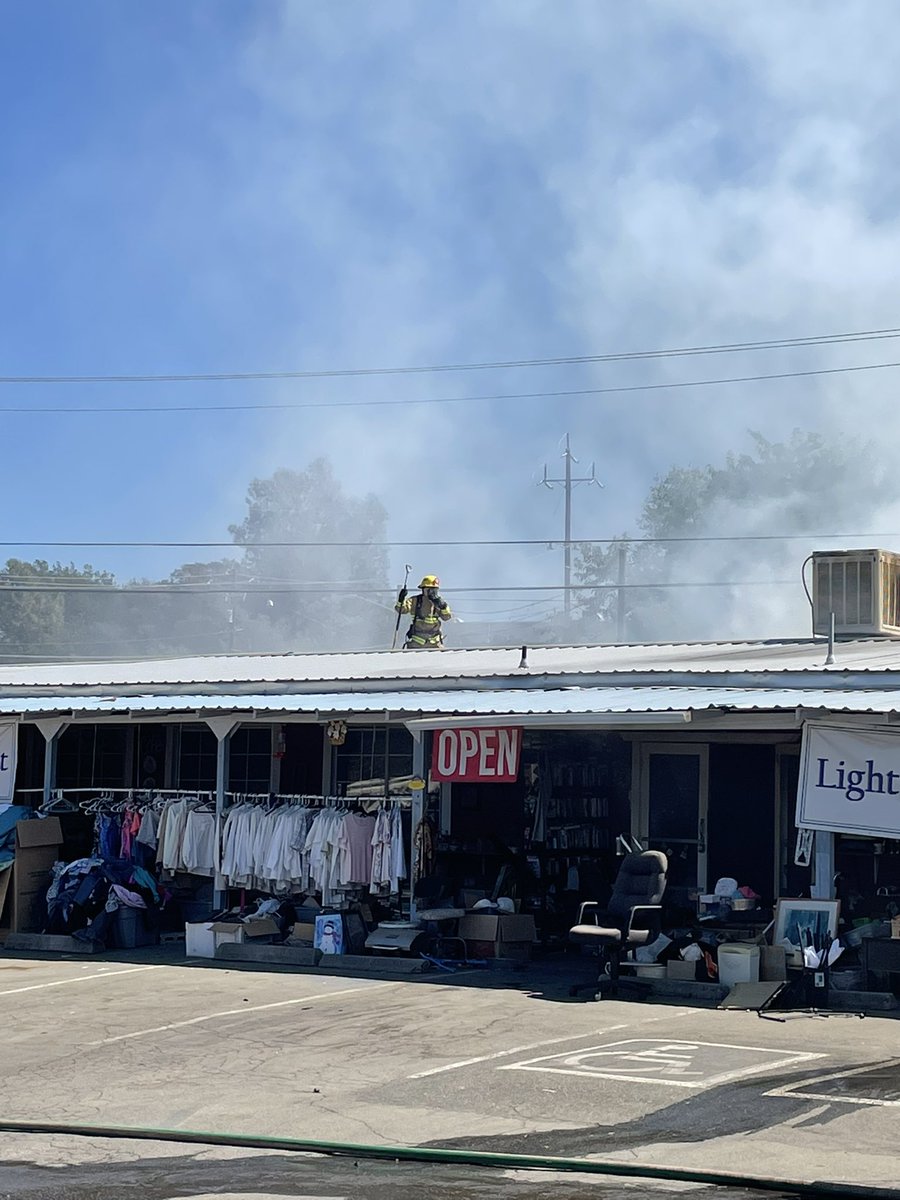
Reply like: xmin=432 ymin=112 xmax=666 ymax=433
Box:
xmin=14 ymin=712 xmax=893 ymax=926
xmin=629 ymin=733 xmax=800 ymax=909
xmin=12 ymin=720 xmax=297 ymax=806
xmin=13 ymin=718 xmax=421 ymax=808
xmin=437 ymin=725 xmax=815 ymax=927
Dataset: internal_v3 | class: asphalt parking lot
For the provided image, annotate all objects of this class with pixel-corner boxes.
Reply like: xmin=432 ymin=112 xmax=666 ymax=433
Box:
xmin=2 ymin=947 xmax=898 ymax=1199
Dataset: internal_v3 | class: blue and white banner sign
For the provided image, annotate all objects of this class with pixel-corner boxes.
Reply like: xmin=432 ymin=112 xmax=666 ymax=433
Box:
xmin=0 ymin=722 xmax=17 ymax=803
xmin=798 ymin=722 xmax=900 ymax=838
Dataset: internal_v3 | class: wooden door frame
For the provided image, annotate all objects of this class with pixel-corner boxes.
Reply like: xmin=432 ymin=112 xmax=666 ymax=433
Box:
xmin=636 ymin=742 xmax=709 ymax=893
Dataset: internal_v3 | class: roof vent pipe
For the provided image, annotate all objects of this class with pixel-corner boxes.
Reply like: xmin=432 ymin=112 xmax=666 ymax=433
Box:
xmin=825 ymin=611 xmax=836 ymax=666
xmin=518 ymin=645 xmax=528 ymax=670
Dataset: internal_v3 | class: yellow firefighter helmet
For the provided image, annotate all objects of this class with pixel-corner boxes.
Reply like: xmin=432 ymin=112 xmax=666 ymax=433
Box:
xmin=420 ymin=574 xmax=440 ymax=589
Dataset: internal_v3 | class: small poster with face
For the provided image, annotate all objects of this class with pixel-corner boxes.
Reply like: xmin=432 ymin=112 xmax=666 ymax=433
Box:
xmin=314 ymin=914 xmax=344 ymax=955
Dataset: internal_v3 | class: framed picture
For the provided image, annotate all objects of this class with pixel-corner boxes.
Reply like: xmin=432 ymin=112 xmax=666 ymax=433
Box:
xmin=314 ymin=914 xmax=344 ymax=956
xmin=774 ymin=898 xmax=840 ymax=959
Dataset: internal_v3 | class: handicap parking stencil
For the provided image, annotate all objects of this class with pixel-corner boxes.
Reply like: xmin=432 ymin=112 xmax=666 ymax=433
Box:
xmin=500 ymin=1039 xmax=823 ymax=1089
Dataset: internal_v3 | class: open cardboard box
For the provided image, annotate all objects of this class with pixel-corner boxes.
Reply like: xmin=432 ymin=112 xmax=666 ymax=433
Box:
xmin=0 ymin=817 xmax=63 ymax=933
xmin=458 ymin=913 xmax=536 ymax=958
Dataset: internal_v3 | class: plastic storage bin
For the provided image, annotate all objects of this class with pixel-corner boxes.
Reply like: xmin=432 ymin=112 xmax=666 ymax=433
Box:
xmin=113 ymin=906 xmax=157 ymax=950
xmin=718 ymin=943 xmax=760 ymax=987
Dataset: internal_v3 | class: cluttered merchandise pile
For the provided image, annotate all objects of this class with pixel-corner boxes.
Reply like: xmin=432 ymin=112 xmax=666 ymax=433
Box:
xmin=1 ymin=792 xmax=418 ymax=958
xmin=593 ymin=869 xmax=899 ymax=1011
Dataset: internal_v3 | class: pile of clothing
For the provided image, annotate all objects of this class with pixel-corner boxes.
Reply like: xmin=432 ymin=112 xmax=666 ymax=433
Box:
xmin=45 ymin=856 xmax=166 ymax=946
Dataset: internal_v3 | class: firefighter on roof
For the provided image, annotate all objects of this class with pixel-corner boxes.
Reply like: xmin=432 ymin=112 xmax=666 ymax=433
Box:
xmin=395 ymin=574 xmax=452 ymax=649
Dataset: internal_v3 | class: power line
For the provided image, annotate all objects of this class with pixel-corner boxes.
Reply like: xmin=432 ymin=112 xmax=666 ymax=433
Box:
xmin=0 ymin=580 xmax=796 ymax=595
xmin=0 ymin=532 xmax=896 ymax=550
xmin=3 ymin=324 xmax=900 ymax=385
xmin=4 ymin=356 xmax=900 ymax=414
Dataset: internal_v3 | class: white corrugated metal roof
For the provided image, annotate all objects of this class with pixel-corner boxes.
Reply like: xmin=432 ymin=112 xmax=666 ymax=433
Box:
xmin=3 ymin=687 xmax=900 ymax=719
xmin=2 ymin=638 xmax=900 ymax=693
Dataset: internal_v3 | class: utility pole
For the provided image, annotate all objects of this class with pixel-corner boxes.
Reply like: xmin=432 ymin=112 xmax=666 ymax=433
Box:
xmin=540 ymin=434 xmax=603 ymax=616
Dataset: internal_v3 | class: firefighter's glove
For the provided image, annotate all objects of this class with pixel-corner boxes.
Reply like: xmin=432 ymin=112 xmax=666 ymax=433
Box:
xmin=398 ymin=587 xmax=408 ymax=604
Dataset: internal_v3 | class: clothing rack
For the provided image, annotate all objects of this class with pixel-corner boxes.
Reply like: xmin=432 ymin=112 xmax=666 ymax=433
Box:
xmin=38 ymin=787 xmax=213 ymax=815
xmin=223 ymin=792 xmax=401 ymax=810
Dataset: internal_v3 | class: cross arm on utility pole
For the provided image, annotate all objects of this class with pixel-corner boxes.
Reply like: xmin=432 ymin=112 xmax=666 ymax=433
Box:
xmin=539 ymin=433 xmax=604 ymax=616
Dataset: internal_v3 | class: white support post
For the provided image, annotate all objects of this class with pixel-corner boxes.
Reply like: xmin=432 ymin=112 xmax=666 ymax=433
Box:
xmin=207 ymin=716 xmax=241 ymax=910
xmin=409 ymin=732 xmax=427 ymax=922
xmin=35 ymin=717 xmax=69 ymax=808
xmin=811 ymin=830 xmax=836 ymax=899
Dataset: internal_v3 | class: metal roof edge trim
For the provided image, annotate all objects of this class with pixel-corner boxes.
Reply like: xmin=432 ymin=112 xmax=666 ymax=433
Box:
xmin=406 ymin=711 xmax=693 ymax=732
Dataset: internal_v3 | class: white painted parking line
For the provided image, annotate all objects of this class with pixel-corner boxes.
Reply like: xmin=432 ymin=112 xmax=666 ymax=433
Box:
xmin=89 ymin=980 xmax=402 ymax=1044
xmin=407 ymin=1008 xmax=699 ymax=1079
xmin=766 ymin=1063 xmax=900 ymax=1107
xmin=0 ymin=964 xmax=165 ymax=997
xmin=408 ymin=1024 xmax=631 ymax=1078
xmin=501 ymin=1039 xmax=824 ymax=1089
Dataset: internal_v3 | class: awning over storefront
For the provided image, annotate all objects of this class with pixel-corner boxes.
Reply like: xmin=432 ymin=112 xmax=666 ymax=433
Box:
xmin=0 ymin=685 xmax=899 ymax=723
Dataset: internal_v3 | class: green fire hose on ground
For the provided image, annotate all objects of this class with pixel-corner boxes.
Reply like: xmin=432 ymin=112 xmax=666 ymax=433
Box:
xmin=0 ymin=1119 xmax=896 ymax=1199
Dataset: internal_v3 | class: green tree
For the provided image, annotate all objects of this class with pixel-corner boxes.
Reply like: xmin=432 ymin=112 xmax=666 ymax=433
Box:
xmin=574 ymin=431 xmax=888 ymax=642
xmin=0 ymin=459 xmax=391 ymax=659
xmin=0 ymin=559 xmax=115 ymax=656
xmin=229 ymin=460 xmax=390 ymax=652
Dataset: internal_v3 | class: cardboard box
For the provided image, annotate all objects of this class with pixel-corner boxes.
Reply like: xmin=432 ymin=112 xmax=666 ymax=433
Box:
xmin=187 ymin=919 xmax=250 ymax=958
xmin=289 ymin=921 xmax=317 ymax=945
xmin=458 ymin=913 xmax=536 ymax=957
xmin=0 ymin=818 xmax=63 ymax=933
xmin=185 ymin=922 xmax=216 ymax=958
xmin=242 ymin=916 xmax=279 ymax=939
xmin=892 ymin=917 xmax=900 ymax=940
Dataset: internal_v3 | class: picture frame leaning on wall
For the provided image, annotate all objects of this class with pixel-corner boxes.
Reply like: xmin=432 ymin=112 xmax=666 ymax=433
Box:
xmin=774 ymin=898 xmax=841 ymax=963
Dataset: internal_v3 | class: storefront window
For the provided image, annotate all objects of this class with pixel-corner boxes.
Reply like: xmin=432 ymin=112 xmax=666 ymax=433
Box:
xmin=56 ymin=725 xmax=129 ymax=789
xmin=176 ymin=725 xmax=217 ymax=792
xmin=332 ymin=725 xmax=413 ymax=796
xmin=229 ymin=726 xmax=273 ymax=793
xmin=131 ymin=724 xmax=168 ymax=791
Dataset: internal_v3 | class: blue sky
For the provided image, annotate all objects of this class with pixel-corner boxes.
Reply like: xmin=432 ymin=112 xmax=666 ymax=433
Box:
xmin=3 ymin=2 xmax=900 ymax=638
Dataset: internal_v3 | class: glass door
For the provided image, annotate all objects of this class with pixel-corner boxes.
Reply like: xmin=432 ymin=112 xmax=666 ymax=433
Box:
xmin=639 ymin=744 xmax=708 ymax=906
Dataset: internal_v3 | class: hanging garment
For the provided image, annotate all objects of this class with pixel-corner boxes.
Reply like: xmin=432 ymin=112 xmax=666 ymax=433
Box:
xmin=303 ymin=809 xmax=346 ymax=905
xmin=413 ymin=817 xmax=435 ymax=881
xmin=159 ymin=798 xmax=192 ymax=872
xmin=388 ymin=805 xmax=407 ymax=894
xmin=337 ymin=812 xmax=376 ymax=886
xmin=221 ymin=804 xmax=256 ymax=887
xmin=119 ymin=809 xmax=142 ymax=861
xmin=135 ymin=807 xmax=160 ymax=850
xmin=369 ymin=807 xmax=392 ymax=895
xmin=97 ymin=814 xmax=121 ymax=861
xmin=181 ymin=809 xmax=217 ymax=877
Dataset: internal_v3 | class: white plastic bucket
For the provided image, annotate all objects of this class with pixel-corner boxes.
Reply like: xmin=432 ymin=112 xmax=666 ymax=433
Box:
xmin=632 ymin=963 xmax=666 ymax=979
xmin=718 ymin=943 xmax=760 ymax=987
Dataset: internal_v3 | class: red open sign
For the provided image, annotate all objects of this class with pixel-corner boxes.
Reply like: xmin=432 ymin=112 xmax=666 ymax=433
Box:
xmin=431 ymin=727 xmax=522 ymax=783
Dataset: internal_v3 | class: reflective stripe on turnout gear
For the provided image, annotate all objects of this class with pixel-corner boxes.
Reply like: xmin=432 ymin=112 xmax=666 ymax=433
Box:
xmin=404 ymin=633 xmax=444 ymax=648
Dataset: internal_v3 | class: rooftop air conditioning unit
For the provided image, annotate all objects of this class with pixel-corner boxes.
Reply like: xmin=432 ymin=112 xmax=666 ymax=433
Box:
xmin=811 ymin=549 xmax=900 ymax=638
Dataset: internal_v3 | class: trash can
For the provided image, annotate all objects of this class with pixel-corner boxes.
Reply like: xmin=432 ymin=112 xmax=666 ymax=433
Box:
xmin=113 ymin=906 xmax=157 ymax=949
xmin=718 ymin=943 xmax=760 ymax=987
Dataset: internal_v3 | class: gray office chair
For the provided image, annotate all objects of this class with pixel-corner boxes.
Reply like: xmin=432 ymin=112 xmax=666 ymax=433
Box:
xmin=569 ymin=850 xmax=668 ymax=1000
